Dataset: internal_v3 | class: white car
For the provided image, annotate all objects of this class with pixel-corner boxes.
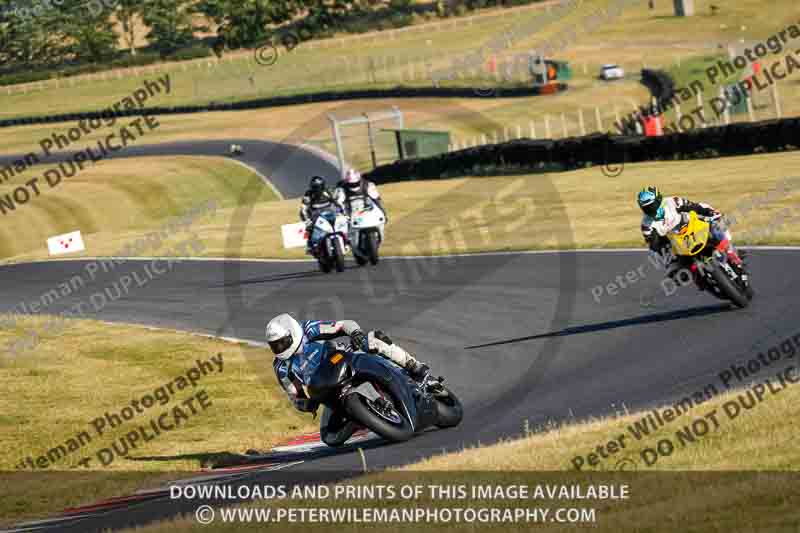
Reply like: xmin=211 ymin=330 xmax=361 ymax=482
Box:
xmin=600 ymin=64 xmax=625 ymax=81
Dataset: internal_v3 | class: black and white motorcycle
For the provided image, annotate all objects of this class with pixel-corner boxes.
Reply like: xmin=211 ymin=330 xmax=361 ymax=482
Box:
xmin=348 ymin=197 xmax=385 ymax=266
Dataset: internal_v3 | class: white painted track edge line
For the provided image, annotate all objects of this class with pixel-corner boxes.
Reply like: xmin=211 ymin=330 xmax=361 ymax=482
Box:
xmin=6 ymin=245 xmax=799 ymax=266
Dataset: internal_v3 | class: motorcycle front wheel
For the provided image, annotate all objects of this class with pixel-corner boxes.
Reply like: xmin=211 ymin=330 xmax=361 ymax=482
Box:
xmin=344 ymin=384 xmax=413 ymax=442
xmin=334 ymin=237 xmax=345 ymax=273
xmin=367 ymin=230 xmax=380 ymax=265
xmin=433 ymin=386 xmax=463 ymax=428
xmin=318 ymin=255 xmax=332 ymax=273
xmin=319 ymin=406 xmax=358 ymax=447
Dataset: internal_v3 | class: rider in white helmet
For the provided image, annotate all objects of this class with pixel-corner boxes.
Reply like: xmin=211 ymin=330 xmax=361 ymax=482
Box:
xmin=334 ymin=168 xmax=387 ymax=220
xmin=265 ymin=314 xmax=428 ymax=414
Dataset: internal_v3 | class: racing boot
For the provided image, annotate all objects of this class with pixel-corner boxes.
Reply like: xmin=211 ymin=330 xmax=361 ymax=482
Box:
xmin=726 ymin=247 xmax=743 ymax=267
xmin=368 ymin=331 xmax=429 ymax=381
xmin=406 ymin=359 xmax=430 ymax=382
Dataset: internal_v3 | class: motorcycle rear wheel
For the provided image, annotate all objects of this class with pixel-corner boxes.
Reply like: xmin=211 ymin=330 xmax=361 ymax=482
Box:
xmin=344 ymin=385 xmax=413 ymax=442
xmin=709 ymin=261 xmax=750 ymax=309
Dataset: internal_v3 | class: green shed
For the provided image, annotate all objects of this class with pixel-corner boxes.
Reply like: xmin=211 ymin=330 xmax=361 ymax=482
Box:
xmin=388 ymin=129 xmax=452 ymax=160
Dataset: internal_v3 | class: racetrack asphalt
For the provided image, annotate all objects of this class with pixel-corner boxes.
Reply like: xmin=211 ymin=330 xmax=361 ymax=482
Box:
xmin=2 ymin=144 xmax=799 ymax=531
xmin=1 ymin=248 xmax=798 ymax=531
xmin=0 ymin=139 xmax=338 ymax=199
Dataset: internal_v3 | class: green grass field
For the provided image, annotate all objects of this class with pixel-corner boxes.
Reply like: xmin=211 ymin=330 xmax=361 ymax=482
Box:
xmin=1 ymin=0 xmax=795 ymax=114
xmin=0 ymin=0 xmax=797 ymax=186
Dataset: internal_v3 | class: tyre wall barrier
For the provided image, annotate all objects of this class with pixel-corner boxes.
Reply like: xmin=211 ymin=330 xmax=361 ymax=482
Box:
xmin=364 ymin=117 xmax=800 ymax=184
xmin=0 ymin=84 xmax=568 ymax=129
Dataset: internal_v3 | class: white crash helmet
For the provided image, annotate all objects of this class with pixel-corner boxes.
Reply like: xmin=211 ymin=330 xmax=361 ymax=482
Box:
xmin=343 ymin=168 xmax=362 ymax=186
xmin=265 ymin=313 xmax=303 ymax=360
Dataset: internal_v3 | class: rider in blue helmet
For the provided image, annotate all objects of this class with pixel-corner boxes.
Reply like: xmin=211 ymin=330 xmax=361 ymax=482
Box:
xmin=637 ymin=186 xmax=743 ymax=281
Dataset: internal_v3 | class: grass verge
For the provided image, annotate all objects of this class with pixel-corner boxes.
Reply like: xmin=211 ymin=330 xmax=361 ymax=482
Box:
xmin=5 ymin=149 xmax=800 ymax=264
xmin=0 ymin=155 xmax=277 ymax=262
xmin=0 ymin=316 xmax=317 ymax=525
xmin=118 ymin=351 xmax=800 ymax=533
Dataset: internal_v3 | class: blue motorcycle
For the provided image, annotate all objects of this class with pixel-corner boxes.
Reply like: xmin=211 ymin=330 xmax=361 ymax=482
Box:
xmin=309 ymin=208 xmax=350 ymax=273
xmin=292 ymin=340 xmax=463 ymax=447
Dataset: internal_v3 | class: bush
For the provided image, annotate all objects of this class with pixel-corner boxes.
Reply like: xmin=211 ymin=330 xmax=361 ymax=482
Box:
xmin=389 ymin=0 xmax=412 ymax=11
xmin=297 ymin=27 xmax=314 ymax=40
xmin=110 ymin=51 xmax=161 ymax=68
xmin=168 ymin=45 xmax=212 ymax=61
xmin=0 ymin=70 xmax=51 ymax=86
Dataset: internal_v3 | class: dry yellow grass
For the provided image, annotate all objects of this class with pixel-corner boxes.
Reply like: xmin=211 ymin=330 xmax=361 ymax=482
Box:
xmin=0 ymin=94 xmax=657 ymax=159
xmin=0 ymin=155 xmax=276 ymax=262
xmin=0 ymin=316 xmax=315 ymax=470
xmin=0 ymin=316 xmax=317 ymax=524
xmin=6 ymin=149 xmax=800 ymax=265
xmin=407 ymin=382 xmax=800 ymax=471
xmin=117 ymin=368 xmax=800 ymax=533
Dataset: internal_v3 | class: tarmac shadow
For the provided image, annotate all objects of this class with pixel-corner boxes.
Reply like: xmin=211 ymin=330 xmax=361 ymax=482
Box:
xmin=465 ymin=303 xmax=734 ymax=350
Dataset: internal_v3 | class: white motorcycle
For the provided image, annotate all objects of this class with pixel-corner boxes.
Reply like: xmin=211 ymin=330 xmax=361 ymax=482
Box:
xmin=348 ymin=197 xmax=386 ymax=266
xmin=309 ymin=208 xmax=350 ymax=273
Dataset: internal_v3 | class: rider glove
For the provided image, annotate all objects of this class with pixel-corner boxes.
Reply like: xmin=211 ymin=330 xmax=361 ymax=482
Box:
xmin=350 ymin=330 xmax=368 ymax=352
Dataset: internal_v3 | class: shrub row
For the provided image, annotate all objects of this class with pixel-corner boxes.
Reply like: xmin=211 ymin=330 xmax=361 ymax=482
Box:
xmin=364 ymin=118 xmax=800 ymax=183
xmin=0 ymin=84 xmax=567 ymax=128
xmin=639 ymin=68 xmax=676 ymax=112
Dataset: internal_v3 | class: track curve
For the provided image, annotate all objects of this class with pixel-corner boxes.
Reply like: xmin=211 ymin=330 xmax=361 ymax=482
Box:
xmin=2 ymin=249 xmax=799 ymax=530
xmin=0 ymin=139 xmax=337 ymax=199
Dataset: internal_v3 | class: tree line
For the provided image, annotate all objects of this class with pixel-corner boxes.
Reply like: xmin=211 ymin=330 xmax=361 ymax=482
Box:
xmin=0 ymin=0 xmax=414 ymax=68
xmin=0 ymin=0 xmax=543 ymax=73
